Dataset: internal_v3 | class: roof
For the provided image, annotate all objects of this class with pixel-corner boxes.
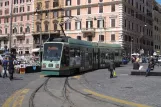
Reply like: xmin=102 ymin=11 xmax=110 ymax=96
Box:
xmin=68 ymin=38 xmax=93 ymax=46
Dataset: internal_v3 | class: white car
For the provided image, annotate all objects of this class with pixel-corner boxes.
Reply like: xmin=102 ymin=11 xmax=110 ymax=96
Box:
xmin=158 ymin=57 xmax=161 ymax=62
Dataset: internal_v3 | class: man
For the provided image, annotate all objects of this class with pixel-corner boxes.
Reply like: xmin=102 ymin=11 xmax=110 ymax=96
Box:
xmin=8 ymin=57 xmax=15 ymax=80
xmin=2 ymin=57 xmax=8 ymax=78
xmin=109 ymin=61 xmax=115 ymax=78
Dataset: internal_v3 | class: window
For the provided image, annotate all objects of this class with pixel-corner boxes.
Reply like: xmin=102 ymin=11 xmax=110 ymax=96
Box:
xmin=87 ymin=36 xmax=92 ymax=41
xmin=65 ymin=10 xmax=71 ymax=16
xmin=27 ymin=15 xmax=30 ymax=20
xmin=53 ymin=0 xmax=59 ymax=8
xmin=99 ymin=35 xmax=104 ymax=41
xmin=88 ymin=7 xmax=91 ymax=14
xmin=0 ymin=19 xmax=1 ymax=24
xmin=0 ymin=2 xmax=3 ymax=7
xmin=88 ymin=0 xmax=91 ymax=3
xmin=21 ymin=16 xmax=23 ymax=21
xmin=75 ymin=21 xmax=81 ymax=30
xmin=54 ymin=23 xmax=57 ymax=31
xmin=0 ymin=10 xmax=2 ymax=15
xmin=5 ymin=8 xmax=9 ymax=14
xmin=111 ymin=5 xmax=115 ymax=12
xmin=13 ymin=7 xmax=18 ymax=13
xmin=77 ymin=8 xmax=80 ymax=15
xmin=0 ymin=29 xmax=2 ymax=34
xmin=20 ymin=39 xmax=23 ymax=44
xmin=77 ymin=36 xmax=81 ymax=40
xmin=27 ymin=6 xmax=30 ymax=11
xmin=13 ymin=28 xmax=17 ymax=34
xmin=20 ymin=27 xmax=23 ymax=33
xmin=111 ymin=19 xmax=115 ymax=27
xmin=111 ymin=34 xmax=115 ymax=41
xmin=45 ymin=24 xmax=48 ymax=32
xmin=124 ymin=19 xmax=126 ymax=28
xmin=14 ymin=17 xmax=17 ymax=22
xmin=5 ymin=28 xmax=7 ymax=34
xmin=86 ymin=21 xmax=93 ymax=28
xmin=14 ymin=0 xmax=18 ymax=4
xmin=26 ymin=39 xmax=29 ymax=44
xmin=5 ymin=1 xmax=9 ymax=6
xmin=77 ymin=0 xmax=80 ymax=5
xmin=37 ymin=24 xmax=41 ymax=32
xmin=65 ymin=22 xmax=71 ymax=30
xmin=20 ymin=0 xmax=25 ymax=3
xmin=4 ymin=18 xmax=9 ymax=23
xmin=97 ymin=20 xmax=104 ymax=28
xmin=14 ymin=39 xmax=16 ymax=44
xmin=53 ymin=12 xmax=58 ymax=18
xmin=66 ymin=0 xmax=71 ymax=6
xmin=20 ymin=7 xmax=25 ymax=12
xmin=99 ymin=6 xmax=103 ymax=13
xmin=45 ymin=1 xmax=49 ymax=8
xmin=26 ymin=26 xmax=30 ymax=33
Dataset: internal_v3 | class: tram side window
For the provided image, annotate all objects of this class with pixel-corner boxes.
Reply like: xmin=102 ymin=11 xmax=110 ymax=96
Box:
xmin=109 ymin=52 xmax=114 ymax=60
xmin=61 ymin=47 xmax=69 ymax=66
xmin=70 ymin=48 xmax=75 ymax=57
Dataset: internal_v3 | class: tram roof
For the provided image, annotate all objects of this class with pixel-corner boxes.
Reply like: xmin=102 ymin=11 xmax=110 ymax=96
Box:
xmin=98 ymin=43 xmax=122 ymax=48
xmin=68 ymin=38 xmax=93 ymax=46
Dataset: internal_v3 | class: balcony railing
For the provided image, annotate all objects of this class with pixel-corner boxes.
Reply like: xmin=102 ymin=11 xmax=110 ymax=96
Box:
xmin=81 ymin=28 xmax=95 ymax=33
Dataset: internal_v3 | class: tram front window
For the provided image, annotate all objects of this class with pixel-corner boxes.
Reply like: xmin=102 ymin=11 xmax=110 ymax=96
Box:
xmin=43 ymin=43 xmax=62 ymax=61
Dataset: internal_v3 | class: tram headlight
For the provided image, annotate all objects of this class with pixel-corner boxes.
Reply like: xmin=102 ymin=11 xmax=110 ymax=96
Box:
xmin=55 ymin=64 xmax=59 ymax=68
xmin=42 ymin=63 xmax=46 ymax=68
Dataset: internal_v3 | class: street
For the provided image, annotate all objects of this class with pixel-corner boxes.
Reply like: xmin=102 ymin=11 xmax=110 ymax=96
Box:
xmin=0 ymin=73 xmax=40 ymax=107
xmin=2 ymin=63 xmax=161 ymax=107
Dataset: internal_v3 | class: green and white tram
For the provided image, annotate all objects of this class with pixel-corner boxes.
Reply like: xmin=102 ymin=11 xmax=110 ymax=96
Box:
xmin=41 ymin=37 xmax=123 ymax=76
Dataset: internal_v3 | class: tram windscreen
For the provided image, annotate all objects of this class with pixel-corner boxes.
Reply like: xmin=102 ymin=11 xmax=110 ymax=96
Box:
xmin=43 ymin=43 xmax=62 ymax=61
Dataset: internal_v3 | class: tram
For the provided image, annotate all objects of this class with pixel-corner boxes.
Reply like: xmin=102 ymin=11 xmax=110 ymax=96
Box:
xmin=41 ymin=37 xmax=123 ymax=76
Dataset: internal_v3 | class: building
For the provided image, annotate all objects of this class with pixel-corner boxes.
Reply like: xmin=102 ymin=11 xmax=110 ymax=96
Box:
xmin=153 ymin=1 xmax=161 ymax=55
xmin=64 ymin=0 xmax=154 ymax=55
xmin=0 ymin=0 xmax=34 ymax=54
xmin=32 ymin=0 xmax=64 ymax=49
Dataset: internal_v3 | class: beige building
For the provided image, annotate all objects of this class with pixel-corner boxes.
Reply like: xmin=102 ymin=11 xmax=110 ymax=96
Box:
xmin=153 ymin=2 xmax=161 ymax=55
xmin=33 ymin=0 xmax=64 ymax=48
xmin=63 ymin=0 xmax=154 ymax=55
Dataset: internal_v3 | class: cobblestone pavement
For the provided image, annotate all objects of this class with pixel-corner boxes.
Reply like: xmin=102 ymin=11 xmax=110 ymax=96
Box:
xmin=0 ymin=72 xmax=40 ymax=106
xmin=80 ymin=63 xmax=161 ymax=107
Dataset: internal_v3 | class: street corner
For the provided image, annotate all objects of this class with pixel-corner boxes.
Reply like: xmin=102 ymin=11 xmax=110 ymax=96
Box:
xmin=2 ymin=89 xmax=29 ymax=107
xmin=83 ymin=89 xmax=152 ymax=107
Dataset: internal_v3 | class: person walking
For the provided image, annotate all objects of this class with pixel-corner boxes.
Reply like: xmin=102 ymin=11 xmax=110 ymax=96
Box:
xmin=109 ymin=60 xmax=115 ymax=78
xmin=2 ymin=57 xmax=8 ymax=78
xmin=8 ymin=57 xmax=15 ymax=80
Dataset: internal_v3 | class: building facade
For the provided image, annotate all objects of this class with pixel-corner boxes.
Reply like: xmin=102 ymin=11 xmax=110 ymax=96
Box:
xmin=0 ymin=0 xmax=34 ymax=54
xmin=153 ymin=2 xmax=161 ymax=55
xmin=64 ymin=0 xmax=154 ymax=55
xmin=33 ymin=0 xmax=64 ymax=49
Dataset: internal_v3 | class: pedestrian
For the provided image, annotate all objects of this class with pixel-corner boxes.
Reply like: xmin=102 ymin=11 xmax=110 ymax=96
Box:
xmin=2 ymin=57 xmax=8 ymax=78
xmin=145 ymin=62 xmax=153 ymax=77
xmin=109 ymin=60 xmax=115 ymax=78
xmin=8 ymin=57 xmax=15 ymax=80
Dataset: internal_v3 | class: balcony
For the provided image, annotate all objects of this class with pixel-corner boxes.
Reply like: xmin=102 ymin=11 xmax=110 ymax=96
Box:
xmin=0 ymin=34 xmax=9 ymax=40
xmin=81 ymin=28 xmax=95 ymax=37
xmin=81 ymin=28 xmax=95 ymax=33
xmin=15 ymin=33 xmax=25 ymax=39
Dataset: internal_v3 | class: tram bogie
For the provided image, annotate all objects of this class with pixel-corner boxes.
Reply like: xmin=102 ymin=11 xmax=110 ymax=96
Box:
xmin=41 ymin=37 xmax=123 ymax=76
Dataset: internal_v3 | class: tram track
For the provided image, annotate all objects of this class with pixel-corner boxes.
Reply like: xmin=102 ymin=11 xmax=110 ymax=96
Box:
xmin=29 ymin=77 xmax=78 ymax=107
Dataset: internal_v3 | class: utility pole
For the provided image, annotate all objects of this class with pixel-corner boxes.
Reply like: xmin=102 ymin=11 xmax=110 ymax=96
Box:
xmin=9 ymin=0 xmax=13 ymax=53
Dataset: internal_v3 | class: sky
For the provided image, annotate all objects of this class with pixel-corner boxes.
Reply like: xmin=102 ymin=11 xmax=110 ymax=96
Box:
xmin=156 ymin=0 xmax=161 ymax=4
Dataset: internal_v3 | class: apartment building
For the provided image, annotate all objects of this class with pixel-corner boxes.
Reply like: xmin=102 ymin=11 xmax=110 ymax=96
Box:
xmin=153 ymin=2 xmax=161 ymax=55
xmin=33 ymin=0 xmax=64 ymax=48
xmin=0 ymin=0 xmax=34 ymax=54
xmin=64 ymin=0 xmax=153 ymax=55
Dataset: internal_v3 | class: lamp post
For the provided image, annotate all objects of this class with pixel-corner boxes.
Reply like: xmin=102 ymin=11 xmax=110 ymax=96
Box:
xmin=131 ymin=38 xmax=133 ymax=56
xmin=9 ymin=0 xmax=13 ymax=53
xmin=35 ymin=7 xmax=43 ymax=66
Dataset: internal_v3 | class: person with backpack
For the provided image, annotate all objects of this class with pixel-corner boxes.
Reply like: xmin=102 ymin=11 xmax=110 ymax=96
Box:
xmin=2 ymin=57 xmax=8 ymax=78
xmin=8 ymin=57 xmax=15 ymax=80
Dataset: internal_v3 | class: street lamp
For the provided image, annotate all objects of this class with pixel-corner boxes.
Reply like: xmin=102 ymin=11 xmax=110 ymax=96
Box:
xmin=35 ymin=7 xmax=43 ymax=66
xmin=131 ymin=38 xmax=133 ymax=56
xmin=9 ymin=0 xmax=13 ymax=53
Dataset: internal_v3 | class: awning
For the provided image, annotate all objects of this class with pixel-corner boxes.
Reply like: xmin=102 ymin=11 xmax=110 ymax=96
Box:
xmin=31 ymin=48 xmax=40 ymax=52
